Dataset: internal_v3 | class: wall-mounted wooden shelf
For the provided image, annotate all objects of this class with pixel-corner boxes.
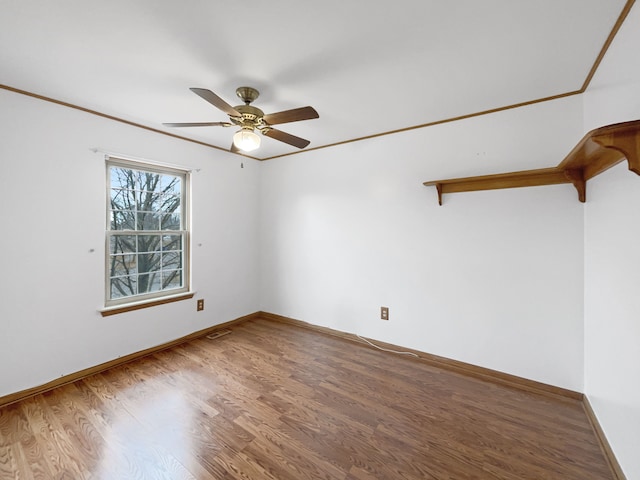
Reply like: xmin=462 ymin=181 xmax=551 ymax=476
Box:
xmin=424 ymin=120 xmax=640 ymax=205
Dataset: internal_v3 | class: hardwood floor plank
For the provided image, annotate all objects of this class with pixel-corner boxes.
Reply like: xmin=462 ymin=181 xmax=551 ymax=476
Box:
xmin=0 ymin=442 xmax=32 ymax=480
xmin=235 ymin=413 xmax=347 ymax=480
xmin=0 ymin=317 xmax=617 ymax=479
xmin=0 ymin=402 xmax=31 ymax=445
xmin=20 ymin=397 xmax=75 ymax=480
xmin=81 ymin=372 xmax=204 ymax=480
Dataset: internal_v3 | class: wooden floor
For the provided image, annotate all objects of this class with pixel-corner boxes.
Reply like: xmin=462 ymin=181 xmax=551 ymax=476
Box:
xmin=0 ymin=318 xmax=614 ymax=479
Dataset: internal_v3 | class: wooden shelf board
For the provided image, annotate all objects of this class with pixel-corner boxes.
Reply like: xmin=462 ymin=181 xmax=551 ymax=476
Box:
xmin=424 ymin=120 xmax=640 ymax=205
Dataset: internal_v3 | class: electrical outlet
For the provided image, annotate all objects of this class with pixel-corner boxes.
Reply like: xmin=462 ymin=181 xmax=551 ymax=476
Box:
xmin=197 ymin=299 xmax=204 ymax=311
xmin=381 ymin=306 xmax=389 ymax=320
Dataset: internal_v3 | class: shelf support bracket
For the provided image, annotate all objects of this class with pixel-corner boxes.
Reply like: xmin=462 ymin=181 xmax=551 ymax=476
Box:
xmin=435 ymin=183 xmax=443 ymax=206
xmin=564 ymin=168 xmax=586 ymax=203
xmin=591 ymin=130 xmax=640 ymax=176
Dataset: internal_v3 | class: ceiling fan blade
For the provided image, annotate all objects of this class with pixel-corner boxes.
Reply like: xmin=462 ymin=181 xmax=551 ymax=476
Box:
xmin=190 ymin=88 xmax=242 ymax=117
xmin=163 ymin=122 xmax=232 ymax=127
xmin=230 ymin=142 xmax=241 ymax=153
xmin=263 ymin=128 xmax=311 ymax=149
xmin=263 ymin=106 xmax=319 ymax=125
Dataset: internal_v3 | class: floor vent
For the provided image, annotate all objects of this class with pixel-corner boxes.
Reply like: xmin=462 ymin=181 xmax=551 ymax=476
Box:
xmin=206 ymin=329 xmax=232 ymax=340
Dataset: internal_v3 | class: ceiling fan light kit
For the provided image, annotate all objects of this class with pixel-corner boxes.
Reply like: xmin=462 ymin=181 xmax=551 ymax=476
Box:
xmin=164 ymin=86 xmax=319 ymax=153
xmin=233 ymin=127 xmax=261 ymax=152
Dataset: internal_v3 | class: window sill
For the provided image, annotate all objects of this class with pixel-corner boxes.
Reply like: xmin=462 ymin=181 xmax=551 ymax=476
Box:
xmin=100 ymin=291 xmax=195 ymax=317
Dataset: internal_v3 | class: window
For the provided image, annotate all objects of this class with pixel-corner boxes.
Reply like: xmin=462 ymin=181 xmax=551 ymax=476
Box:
xmin=105 ymin=158 xmax=190 ymax=307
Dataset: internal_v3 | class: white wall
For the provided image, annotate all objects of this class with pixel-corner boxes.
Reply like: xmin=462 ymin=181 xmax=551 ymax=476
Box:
xmin=260 ymin=95 xmax=586 ymax=391
xmin=0 ymin=89 xmax=261 ymax=397
xmin=584 ymin=168 xmax=640 ymax=480
xmin=583 ymin=4 xmax=640 ymax=479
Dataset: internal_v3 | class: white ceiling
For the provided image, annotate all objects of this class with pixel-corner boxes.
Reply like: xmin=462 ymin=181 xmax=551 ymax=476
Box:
xmin=0 ymin=0 xmax=630 ymax=159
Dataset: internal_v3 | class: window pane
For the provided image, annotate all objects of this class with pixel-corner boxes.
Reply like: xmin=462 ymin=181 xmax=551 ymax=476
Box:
xmin=110 ymin=235 xmax=136 ymax=254
xmin=137 ymin=212 xmax=160 ymax=230
xmin=158 ymin=193 xmax=180 ymax=213
xmin=150 ymin=193 xmax=180 ymax=213
xmin=110 ymin=254 xmax=137 ymax=276
xmin=111 ymin=276 xmax=137 ymax=299
xmin=137 ymin=273 xmax=162 ymax=294
xmin=135 ymin=171 xmax=160 ymax=192
xmin=160 ymin=175 xmax=181 ymax=194
xmin=162 ymin=235 xmax=182 ymax=251
xmin=138 ymin=235 xmax=161 ymax=253
xmin=161 ymin=213 xmax=181 ymax=230
xmin=162 ymin=270 xmax=182 ymax=290
xmin=111 ymin=168 xmax=135 ymax=190
xmin=111 ymin=210 xmax=135 ymax=230
xmin=162 ymin=252 xmax=181 ymax=270
xmin=138 ymin=253 xmax=161 ymax=274
xmin=150 ymin=193 xmax=164 ymax=213
xmin=112 ymin=185 xmax=135 ymax=205
xmin=111 ymin=187 xmax=135 ymax=208
xmin=136 ymin=189 xmax=158 ymax=213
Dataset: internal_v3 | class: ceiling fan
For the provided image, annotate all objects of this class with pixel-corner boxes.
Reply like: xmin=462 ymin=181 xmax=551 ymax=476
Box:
xmin=163 ymin=87 xmax=319 ymax=153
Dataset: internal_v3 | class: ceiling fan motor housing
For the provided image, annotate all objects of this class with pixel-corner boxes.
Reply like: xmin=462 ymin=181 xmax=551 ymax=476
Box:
xmin=231 ymin=104 xmax=265 ymax=130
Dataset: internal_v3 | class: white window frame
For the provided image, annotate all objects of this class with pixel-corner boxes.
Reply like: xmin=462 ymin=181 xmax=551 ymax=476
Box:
xmin=105 ymin=157 xmax=191 ymax=308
